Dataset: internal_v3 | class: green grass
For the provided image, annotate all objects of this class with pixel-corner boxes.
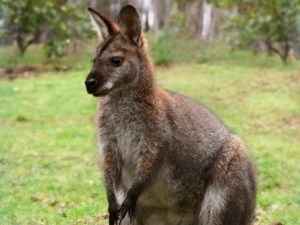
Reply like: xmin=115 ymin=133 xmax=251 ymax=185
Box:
xmin=0 ymin=43 xmax=299 ymax=224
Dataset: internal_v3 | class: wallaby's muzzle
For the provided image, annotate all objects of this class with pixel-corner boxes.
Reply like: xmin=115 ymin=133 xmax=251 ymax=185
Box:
xmin=85 ymin=78 xmax=97 ymax=92
xmin=85 ymin=75 xmax=99 ymax=95
xmin=85 ymin=72 xmax=110 ymax=97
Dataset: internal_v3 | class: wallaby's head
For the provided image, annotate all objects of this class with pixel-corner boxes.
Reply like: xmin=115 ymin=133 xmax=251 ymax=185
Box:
xmin=85 ymin=5 xmax=151 ymax=97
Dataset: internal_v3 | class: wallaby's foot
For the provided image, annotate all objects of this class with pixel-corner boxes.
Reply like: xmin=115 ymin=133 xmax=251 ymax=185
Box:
xmin=118 ymin=196 xmax=136 ymax=224
xmin=108 ymin=204 xmax=119 ymax=225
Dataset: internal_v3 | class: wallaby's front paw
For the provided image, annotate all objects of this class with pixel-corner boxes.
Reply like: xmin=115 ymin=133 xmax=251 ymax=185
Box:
xmin=108 ymin=204 xmax=120 ymax=225
xmin=118 ymin=197 xmax=136 ymax=224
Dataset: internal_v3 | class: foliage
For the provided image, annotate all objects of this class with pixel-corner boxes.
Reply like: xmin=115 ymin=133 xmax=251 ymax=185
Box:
xmin=209 ymin=0 xmax=300 ymax=63
xmin=0 ymin=0 xmax=91 ymax=57
xmin=43 ymin=3 xmax=91 ymax=59
xmin=149 ymin=30 xmax=174 ymax=65
xmin=0 ymin=0 xmax=46 ymax=54
xmin=169 ymin=10 xmax=187 ymax=34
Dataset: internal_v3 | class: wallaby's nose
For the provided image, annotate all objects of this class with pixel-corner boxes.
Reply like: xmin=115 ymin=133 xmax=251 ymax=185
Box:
xmin=85 ymin=78 xmax=98 ymax=94
xmin=85 ymin=78 xmax=97 ymax=88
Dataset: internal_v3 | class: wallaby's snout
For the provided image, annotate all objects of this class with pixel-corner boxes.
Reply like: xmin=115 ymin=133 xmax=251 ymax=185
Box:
xmin=85 ymin=70 xmax=99 ymax=95
xmin=85 ymin=76 xmax=97 ymax=93
xmin=85 ymin=71 xmax=110 ymax=96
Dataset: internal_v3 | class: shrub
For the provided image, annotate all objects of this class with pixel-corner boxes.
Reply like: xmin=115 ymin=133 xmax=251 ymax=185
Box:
xmin=149 ymin=31 xmax=174 ymax=66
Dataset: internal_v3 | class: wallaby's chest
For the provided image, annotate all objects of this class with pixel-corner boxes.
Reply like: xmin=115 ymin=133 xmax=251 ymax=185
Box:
xmin=100 ymin=101 xmax=146 ymax=165
xmin=114 ymin=120 xmax=143 ymax=166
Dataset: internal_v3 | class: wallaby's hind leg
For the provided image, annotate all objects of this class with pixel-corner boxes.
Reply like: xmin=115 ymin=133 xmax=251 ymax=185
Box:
xmin=198 ymin=136 xmax=257 ymax=225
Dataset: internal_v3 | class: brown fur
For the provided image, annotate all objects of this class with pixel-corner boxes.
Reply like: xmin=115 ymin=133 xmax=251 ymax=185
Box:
xmin=85 ymin=5 xmax=257 ymax=225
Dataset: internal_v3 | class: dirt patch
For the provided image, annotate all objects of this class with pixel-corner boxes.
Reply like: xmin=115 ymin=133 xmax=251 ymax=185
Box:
xmin=0 ymin=64 xmax=70 ymax=80
xmin=284 ymin=72 xmax=300 ymax=88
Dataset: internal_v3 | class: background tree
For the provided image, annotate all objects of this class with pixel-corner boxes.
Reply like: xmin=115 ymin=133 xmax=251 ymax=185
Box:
xmin=43 ymin=2 xmax=91 ymax=59
xmin=1 ymin=0 xmax=299 ymax=63
xmin=209 ymin=0 xmax=300 ymax=63
xmin=0 ymin=0 xmax=50 ymax=55
xmin=0 ymin=0 xmax=90 ymax=57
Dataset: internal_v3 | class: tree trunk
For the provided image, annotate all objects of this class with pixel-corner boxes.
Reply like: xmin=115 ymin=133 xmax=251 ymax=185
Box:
xmin=16 ymin=30 xmax=40 ymax=55
xmin=16 ymin=34 xmax=27 ymax=55
xmin=186 ymin=0 xmax=204 ymax=38
xmin=265 ymin=37 xmax=290 ymax=63
xmin=207 ymin=4 xmax=220 ymax=41
xmin=152 ymin=0 xmax=172 ymax=31
xmin=144 ymin=12 xmax=150 ymax=32
xmin=201 ymin=2 xmax=221 ymax=41
xmin=280 ymin=39 xmax=290 ymax=63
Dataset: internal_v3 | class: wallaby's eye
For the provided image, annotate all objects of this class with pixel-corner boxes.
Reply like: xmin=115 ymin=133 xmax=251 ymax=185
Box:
xmin=110 ymin=57 xmax=124 ymax=67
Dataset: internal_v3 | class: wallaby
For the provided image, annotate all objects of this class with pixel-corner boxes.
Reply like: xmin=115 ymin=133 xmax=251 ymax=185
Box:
xmin=85 ymin=5 xmax=257 ymax=225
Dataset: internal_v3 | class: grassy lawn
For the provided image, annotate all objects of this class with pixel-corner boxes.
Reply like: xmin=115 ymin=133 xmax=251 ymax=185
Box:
xmin=0 ymin=47 xmax=299 ymax=224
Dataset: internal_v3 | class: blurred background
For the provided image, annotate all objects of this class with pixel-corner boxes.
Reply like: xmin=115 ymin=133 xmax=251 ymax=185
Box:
xmin=0 ymin=0 xmax=299 ymax=224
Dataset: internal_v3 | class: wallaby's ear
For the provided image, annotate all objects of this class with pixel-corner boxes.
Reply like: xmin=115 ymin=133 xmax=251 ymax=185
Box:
xmin=118 ymin=5 xmax=142 ymax=45
xmin=88 ymin=7 xmax=119 ymax=41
